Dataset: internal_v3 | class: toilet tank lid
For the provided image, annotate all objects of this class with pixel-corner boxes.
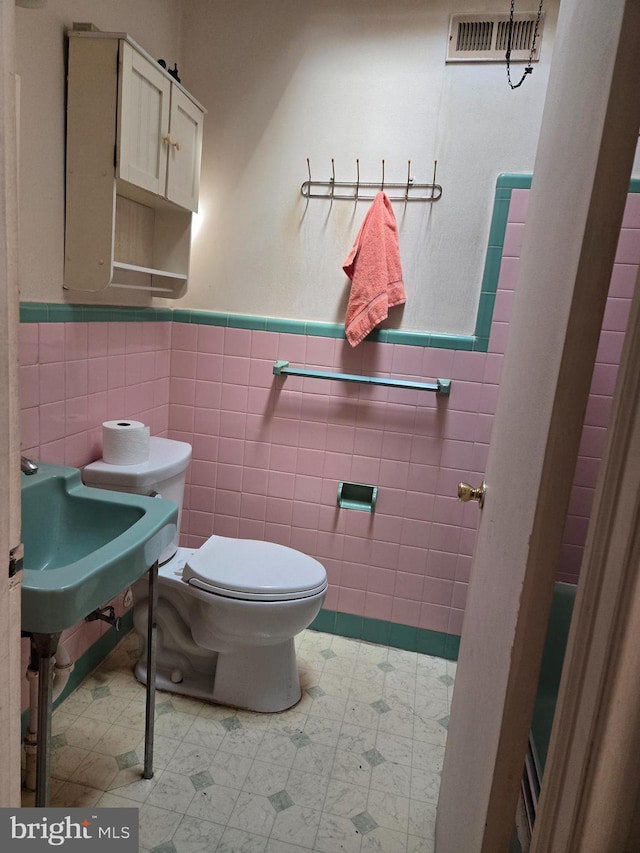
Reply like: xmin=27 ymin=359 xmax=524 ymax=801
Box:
xmin=83 ymin=436 xmax=192 ymax=488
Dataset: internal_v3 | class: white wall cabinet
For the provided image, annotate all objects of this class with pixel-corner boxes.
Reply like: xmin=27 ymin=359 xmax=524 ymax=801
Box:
xmin=64 ymin=29 xmax=205 ymax=298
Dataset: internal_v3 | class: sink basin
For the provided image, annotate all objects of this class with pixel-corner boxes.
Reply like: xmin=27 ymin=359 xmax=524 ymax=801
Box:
xmin=21 ymin=462 xmax=178 ymax=634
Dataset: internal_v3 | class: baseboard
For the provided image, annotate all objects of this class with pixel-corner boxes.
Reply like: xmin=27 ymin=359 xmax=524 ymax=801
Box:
xmin=310 ymin=608 xmax=460 ymax=660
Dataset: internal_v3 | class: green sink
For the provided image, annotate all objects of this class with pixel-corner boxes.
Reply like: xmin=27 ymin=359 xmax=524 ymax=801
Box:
xmin=21 ymin=462 xmax=178 ymax=634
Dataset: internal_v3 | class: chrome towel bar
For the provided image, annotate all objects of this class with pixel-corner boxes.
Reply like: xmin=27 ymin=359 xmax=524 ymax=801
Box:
xmin=273 ymin=361 xmax=451 ymax=395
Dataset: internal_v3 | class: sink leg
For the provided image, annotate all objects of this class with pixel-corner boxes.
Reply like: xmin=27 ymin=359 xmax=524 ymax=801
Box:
xmin=30 ymin=632 xmax=61 ymax=808
xmin=143 ymin=560 xmax=159 ymax=779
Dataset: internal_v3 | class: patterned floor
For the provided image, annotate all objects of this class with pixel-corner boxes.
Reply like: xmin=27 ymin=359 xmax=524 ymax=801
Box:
xmin=23 ymin=629 xmax=455 ymax=852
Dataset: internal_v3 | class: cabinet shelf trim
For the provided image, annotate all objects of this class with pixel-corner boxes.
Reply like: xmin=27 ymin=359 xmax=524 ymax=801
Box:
xmin=112 ymin=261 xmax=187 ymax=280
xmin=109 ymin=283 xmax=175 ymax=294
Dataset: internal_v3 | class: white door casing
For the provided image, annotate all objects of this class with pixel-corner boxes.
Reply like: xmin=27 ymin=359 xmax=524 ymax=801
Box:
xmin=0 ymin=0 xmax=23 ymax=808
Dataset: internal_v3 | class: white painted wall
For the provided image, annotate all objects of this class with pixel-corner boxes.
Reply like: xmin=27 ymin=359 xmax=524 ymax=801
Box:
xmin=15 ymin=0 xmax=561 ymax=334
xmin=181 ymin=0 xmax=560 ymax=335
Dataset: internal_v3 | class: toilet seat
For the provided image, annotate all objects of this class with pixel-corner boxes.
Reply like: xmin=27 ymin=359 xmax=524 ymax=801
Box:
xmin=183 ymin=535 xmax=328 ymax=602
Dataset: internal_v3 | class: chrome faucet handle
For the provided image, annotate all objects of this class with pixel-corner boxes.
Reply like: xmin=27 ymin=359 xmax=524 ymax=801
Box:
xmin=21 ymin=456 xmax=39 ymax=475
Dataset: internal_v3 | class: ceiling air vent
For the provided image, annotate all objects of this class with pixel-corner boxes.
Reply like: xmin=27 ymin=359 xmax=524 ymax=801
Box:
xmin=447 ymin=13 xmax=545 ymax=62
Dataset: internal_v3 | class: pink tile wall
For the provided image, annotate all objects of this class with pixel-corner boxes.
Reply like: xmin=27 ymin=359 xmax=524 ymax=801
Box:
xmin=168 ymin=325 xmax=489 ymax=639
xmin=18 ymin=321 xmax=171 ymax=711
xmin=19 ymin=321 xmax=172 ymax=465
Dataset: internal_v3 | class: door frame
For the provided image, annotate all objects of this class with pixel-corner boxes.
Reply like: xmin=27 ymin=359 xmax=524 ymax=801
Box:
xmin=0 ymin=0 xmax=23 ymax=808
xmin=436 ymin=1 xmax=640 ymax=849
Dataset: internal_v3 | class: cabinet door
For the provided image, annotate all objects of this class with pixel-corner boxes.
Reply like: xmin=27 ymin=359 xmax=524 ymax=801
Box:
xmin=166 ymin=87 xmax=204 ymax=212
xmin=118 ymin=41 xmax=171 ymax=197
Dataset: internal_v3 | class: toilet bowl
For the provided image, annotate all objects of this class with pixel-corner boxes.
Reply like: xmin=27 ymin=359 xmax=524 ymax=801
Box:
xmin=83 ymin=437 xmax=327 ymax=712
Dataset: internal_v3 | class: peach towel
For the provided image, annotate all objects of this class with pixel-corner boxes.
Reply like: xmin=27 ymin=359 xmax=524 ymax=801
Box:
xmin=342 ymin=191 xmax=406 ymax=347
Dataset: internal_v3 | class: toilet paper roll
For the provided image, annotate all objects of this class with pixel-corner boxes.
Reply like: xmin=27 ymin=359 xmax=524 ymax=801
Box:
xmin=102 ymin=420 xmax=150 ymax=465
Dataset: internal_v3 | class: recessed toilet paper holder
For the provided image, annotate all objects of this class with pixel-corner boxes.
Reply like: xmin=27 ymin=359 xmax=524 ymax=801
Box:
xmin=337 ymin=482 xmax=378 ymax=512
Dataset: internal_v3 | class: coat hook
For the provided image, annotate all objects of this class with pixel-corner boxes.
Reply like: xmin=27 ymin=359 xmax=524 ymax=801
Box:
xmin=432 ymin=159 xmax=438 ymax=200
xmin=330 ymin=158 xmax=335 ymax=198
xmin=405 ymin=159 xmax=412 ymax=200
xmin=306 ymin=157 xmax=312 ymax=184
xmin=355 ymin=158 xmax=360 ymax=198
xmin=381 ymin=159 xmax=385 ymax=192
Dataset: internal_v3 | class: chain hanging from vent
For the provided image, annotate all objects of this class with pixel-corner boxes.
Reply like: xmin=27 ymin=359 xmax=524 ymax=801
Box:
xmin=506 ymin=0 xmax=544 ymax=89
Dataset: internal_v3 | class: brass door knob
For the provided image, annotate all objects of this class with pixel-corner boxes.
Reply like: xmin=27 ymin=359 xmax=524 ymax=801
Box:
xmin=457 ymin=481 xmax=486 ymax=508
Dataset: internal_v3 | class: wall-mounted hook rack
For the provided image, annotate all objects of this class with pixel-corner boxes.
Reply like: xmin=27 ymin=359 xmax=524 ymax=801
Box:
xmin=301 ymin=158 xmax=442 ymax=203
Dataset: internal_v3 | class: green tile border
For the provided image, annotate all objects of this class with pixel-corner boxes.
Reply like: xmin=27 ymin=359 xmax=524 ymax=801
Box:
xmin=21 ymin=611 xmax=134 ymax=737
xmin=471 ymin=173 xmax=531 ymax=343
xmin=170 ymin=312 xmax=481 ymax=351
xmin=18 ymin=301 xmax=479 ymax=352
xmin=19 ymin=303 xmax=173 ymax=323
xmin=310 ymin=608 xmax=459 ymax=661
xmin=496 ymin=173 xmax=533 ymax=191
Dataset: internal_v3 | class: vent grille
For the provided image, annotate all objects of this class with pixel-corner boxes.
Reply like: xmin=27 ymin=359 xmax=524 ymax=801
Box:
xmin=447 ymin=13 xmax=545 ymax=62
xmin=456 ymin=20 xmax=494 ymax=52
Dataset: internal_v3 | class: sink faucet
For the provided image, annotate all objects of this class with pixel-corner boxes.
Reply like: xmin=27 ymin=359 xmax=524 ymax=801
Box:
xmin=21 ymin=456 xmax=38 ymax=475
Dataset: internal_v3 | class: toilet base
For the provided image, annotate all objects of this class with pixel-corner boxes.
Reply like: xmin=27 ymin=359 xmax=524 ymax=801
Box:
xmin=134 ymin=638 xmax=301 ymax=713
xmin=212 ymin=639 xmax=301 ymax=713
xmin=135 ymin=659 xmax=216 ymax=705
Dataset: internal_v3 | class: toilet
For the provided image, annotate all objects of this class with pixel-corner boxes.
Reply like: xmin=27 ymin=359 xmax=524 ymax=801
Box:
xmin=83 ymin=436 xmax=327 ymax=712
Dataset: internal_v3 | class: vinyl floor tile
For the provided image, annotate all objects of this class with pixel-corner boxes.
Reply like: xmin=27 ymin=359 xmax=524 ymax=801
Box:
xmin=25 ymin=629 xmax=451 ymax=851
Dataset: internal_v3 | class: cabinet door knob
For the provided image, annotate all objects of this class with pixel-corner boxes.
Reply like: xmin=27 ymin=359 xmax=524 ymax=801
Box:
xmin=164 ymin=134 xmax=181 ymax=151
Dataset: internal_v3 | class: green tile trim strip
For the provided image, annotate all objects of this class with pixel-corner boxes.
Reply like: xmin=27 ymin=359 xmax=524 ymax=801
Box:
xmin=310 ymin=608 xmax=460 ymax=661
xmin=19 ymin=173 xmax=639 ymax=351
xmin=472 ymin=174 xmax=531 ymax=344
xmin=496 ymin=173 xmax=533 ymax=191
xmin=20 ymin=611 xmax=134 ymax=738
xmin=19 ymin=303 xmax=480 ymax=352
xmin=19 ymin=303 xmax=173 ymax=323
xmin=171 ymin=311 xmax=479 ymax=350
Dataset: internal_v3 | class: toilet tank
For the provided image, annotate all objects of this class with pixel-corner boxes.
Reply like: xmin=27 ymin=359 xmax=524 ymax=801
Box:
xmin=83 ymin=436 xmax=192 ymax=564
